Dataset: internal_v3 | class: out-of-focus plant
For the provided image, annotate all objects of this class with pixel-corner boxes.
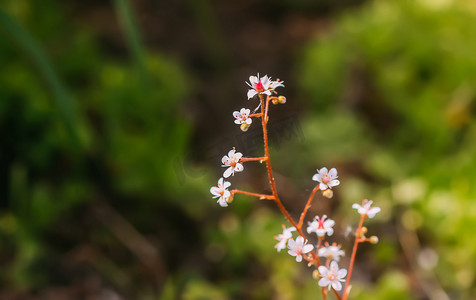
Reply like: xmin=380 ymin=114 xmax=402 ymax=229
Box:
xmin=300 ymin=0 xmax=476 ymax=298
xmin=0 ymin=0 xmax=196 ymax=293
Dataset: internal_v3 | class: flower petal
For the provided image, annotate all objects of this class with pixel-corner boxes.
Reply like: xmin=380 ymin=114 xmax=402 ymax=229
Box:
xmin=328 ymin=179 xmax=340 ymax=187
xmin=329 ymin=168 xmax=337 ymax=178
xmin=295 ymin=255 xmax=302 ymax=262
xmin=303 ymin=244 xmax=314 ymax=253
xmin=312 ymin=173 xmax=320 ymax=182
xmin=247 ymin=89 xmax=257 ymax=99
xmin=223 ymin=167 xmax=233 ymax=178
xmin=234 ymin=163 xmax=244 ymax=172
xmin=319 ymin=167 xmax=328 ymax=174
xmin=319 ymin=183 xmax=328 ymax=190
xmin=337 ymin=269 xmax=347 ymax=278
xmin=318 ymin=278 xmax=330 ymax=288
xmin=332 ymin=281 xmax=342 ymax=291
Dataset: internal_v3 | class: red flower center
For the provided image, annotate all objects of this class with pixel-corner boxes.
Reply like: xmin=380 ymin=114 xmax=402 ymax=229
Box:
xmin=254 ymin=81 xmax=265 ymax=93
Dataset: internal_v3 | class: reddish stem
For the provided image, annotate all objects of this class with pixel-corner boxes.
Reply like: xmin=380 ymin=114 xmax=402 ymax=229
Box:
xmin=297 ymin=184 xmax=320 ymax=229
xmin=332 ymin=288 xmax=343 ymax=300
xmin=230 ymin=189 xmax=274 ymax=200
xmin=342 ymin=214 xmax=366 ymax=300
xmin=258 ymin=94 xmax=299 ymax=230
xmin=240 ymin=157 xmax=268 ymax=162
xmin=250 ymin=113 xmax=263 ymax=118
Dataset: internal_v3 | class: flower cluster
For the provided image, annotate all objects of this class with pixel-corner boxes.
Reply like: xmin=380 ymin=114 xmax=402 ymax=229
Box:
xmin=210 ymin=73 xmax=382 ymax=298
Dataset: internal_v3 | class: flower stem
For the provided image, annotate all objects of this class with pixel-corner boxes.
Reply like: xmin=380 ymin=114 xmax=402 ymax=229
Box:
xmin=258 ymin=94 xmax=298 ymax=230
xmin=240 ymin=156 xmax=268 ymax=162
xmin=342 ymin=214 xmax=366 ymax=300
xmin=297 ymin=184 xmax=320 ymax=229
xmin=230 ymin=189 xmax=275 ymax=200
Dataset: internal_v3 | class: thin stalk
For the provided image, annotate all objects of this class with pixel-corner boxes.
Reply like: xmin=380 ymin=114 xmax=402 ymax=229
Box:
xmin=240 ymin=157 xmax=268 ymax=162
xmin=258 ymin=94 xmax=298 ymax=230
xmin=298 ymin=184 xmax=320 ymax=229
xmin=230 ymin=190 xmax=274 ymax=200
xmin=342 ymin=214 xmax=366 ymax=300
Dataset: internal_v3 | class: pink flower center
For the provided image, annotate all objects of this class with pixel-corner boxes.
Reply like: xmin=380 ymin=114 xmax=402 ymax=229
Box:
xmin=254 ymin=81 xmax=265 ymax=93
xmin=328 ymin=273 xmax=336 ymax=281
xmin=318 ymin=218 xmax=326 ymax=229
xmin=322 ymin=175 xmax=329 ymax=184
xmin=229 ymin=160 xmax=236 ymax=167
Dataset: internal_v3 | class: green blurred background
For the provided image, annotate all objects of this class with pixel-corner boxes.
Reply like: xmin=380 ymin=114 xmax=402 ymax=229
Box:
xmin=1 ymin=0 xmax=475 ymax=299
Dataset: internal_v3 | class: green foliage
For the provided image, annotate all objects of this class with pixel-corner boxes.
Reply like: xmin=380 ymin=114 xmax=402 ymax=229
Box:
xmin=301 ymin=0 xmax=476 ymax=297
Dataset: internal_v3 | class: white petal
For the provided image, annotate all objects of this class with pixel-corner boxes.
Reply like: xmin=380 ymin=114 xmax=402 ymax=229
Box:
xmin=352 ymin=203 xmax=361 ymax=210
xmin=223 ymin=181 xmax=231 ymax=189
xmin=233 ymin=111 xmax=240 ymax=118
xmin=329 ymin=168 xmax=337 ymax=178
xmin=319 ymin=183 xmax=328 ymax=190
xmin=218 ymin=178 xmax=224 ymax=186
xmin=326 ymin=228 xmax=334 ymax=236
xmin=234 ymin=163 xmax=244 ymax=172
xmin=223 ymin=190 xmax=231 ymax=198
xmin=287 ymin=249 xmax=296 ymax=256
xmin=312 ymin=174 xmax=319 ymax=182
xmin=217 ymin=197 xmax=228 ymax=207
xmin=210 ymin=187 xmax=220 ymax=197
xmin=247 ymin=89 xmax=257 ymax=99
xmin=332 ymin=281 xmax=342 ymax=291
xmin=318 ymin=278 xmax=330 ymax=288
xmin=234 ymin=152 xmax=243 ymax=160
xmin=295 ymin=255 xmax=302 ymax=262
xmin=223 ymin=167 xmax=233 ymax=178
xmin=319 ymin=167 xmax=328 ymax=174
xmin=249 ymin=75 xmax=258 ymax=84
xmin=330 ymin=261 xmax=339 ymax=273
xmin=245 ymin=118 xmax=252 ymax=125
xmin=337 ymin=269 xmax=347 ymax=278
xmin=295 ymin=236 xmax=304 ymax=245
xmin=228 ymin=149 xmax=236 ymax=157
xmin=318 ymin=266 xmax=328 ymax=275
xmin=303 ymin=244 xmax=314 ymax=253
xmin=221 ymin=156 xmax=229 ymax=165
xmin=328 ymin=179 xmax=340 ymax=187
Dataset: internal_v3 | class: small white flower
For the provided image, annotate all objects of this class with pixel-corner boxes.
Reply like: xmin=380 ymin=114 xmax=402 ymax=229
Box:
xmin=287 ymin=236 xmax=314 ymax=262
xmin=352 ymin=199 xmax=381 ymax=218
xmin=210 ymin=178 xmax=231 ymax=207
xmin=312 ymin=167 xmax=340 ymax=191
xmin=318 ymin=261 xmax=347 ymax=291
xmin=274 ymin=225 xmax=296 ymax=252
xmin=307 ymin=215 xmax=335 ymax=237
xmin=221 ymin=149 xmax=244 ymax=178
xmin=318 ymin=243 xmax=345 ymax=262
xmin=246 ymin=74 xmax=284 ymax=99
xmin=233 ymin=108 xmax=252 ymax=125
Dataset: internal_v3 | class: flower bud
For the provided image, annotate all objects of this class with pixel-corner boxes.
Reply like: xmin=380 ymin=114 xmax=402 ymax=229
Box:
xmin=322 ymin=189 xmax=333 ymax=199
xmin=240 ymin=123 xmax=251 ymax=132
xmin=278 ymin=96 xmax=287 ymax=104
xmin=312 ymin=270 xmax=319 ymax=279
xmin=272 ymin=98 xmax=279 ymax=105
xmin=361 ymin=227 xmax=368 ymax=235
xmin=369 ymin=236 xmax=379 ymax=244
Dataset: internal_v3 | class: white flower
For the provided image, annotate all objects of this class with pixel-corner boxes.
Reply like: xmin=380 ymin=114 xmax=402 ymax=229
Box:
xmin=221 ymin=149 xmax=244 ymax=178
xmin=318 ymin=243 xmax=345 ymax=262
xmin=318 ymin=261 xmax=347 ymax=291
xmin=312 ymin=167 xmax=340 ymax=191
xmin=246 ymin=74 xmax=284 ymax=99
xmin=233 ymin=108 xmax=252 ymax=125
xmin=287 ymin=236 xmax=314 ymax=262
xmin=307 ymin=215 xmax=335 ymax=237
xmin=352 ymin=199 xmax=381 ymax=218
xmin=274 ymin=225 xmax=296 ymax=252
xmin=210 ymin=178 xmax=231 ymax=207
